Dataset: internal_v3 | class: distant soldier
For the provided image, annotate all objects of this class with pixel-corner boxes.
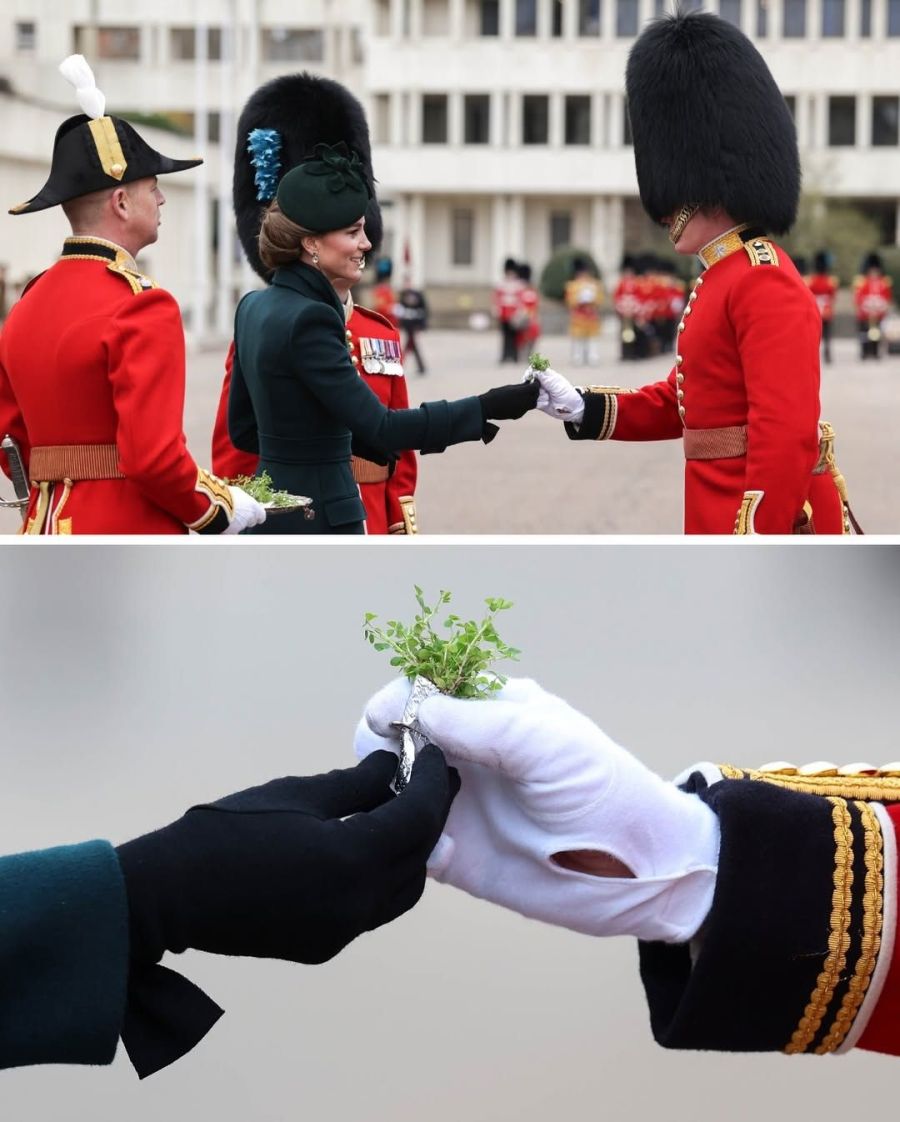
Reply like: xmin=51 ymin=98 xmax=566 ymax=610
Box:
xmin=493 ymin=257 xmax=523 ymax=364
xmin=613 ymin=254 xmax=640 ymax=361
xmin=854 ymin=252 xmax=892 ymax=360
xmin=515 ymin=262 xmax=541 ymax=357
xmin=564 ymin=257 xmax=604 ymax=367
xmin=0 ymin=56 xmax=264 ymax=534
xmin=807 ymin=250 xmax=839 ymax=364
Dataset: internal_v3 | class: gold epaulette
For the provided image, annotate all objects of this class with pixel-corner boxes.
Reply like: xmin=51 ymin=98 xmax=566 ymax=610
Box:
xmin=581 ymin=385 xmax=636 ymax=395
xmin=107 ymin=259 xmax=158 ymax=294
xmin=719 ymin=761 xmax=900 ymax=801
xmin=744 ymin=238 xmax=780 ymax=268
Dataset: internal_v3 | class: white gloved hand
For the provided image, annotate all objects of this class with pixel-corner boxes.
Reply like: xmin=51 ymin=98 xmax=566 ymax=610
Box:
xmin=524 ymin=367 xmax=585 ymax=423
xmin=223 ymin=486 xmax=267 ymax=534
xmin=355 ymin=677 xmax=719 ymax=943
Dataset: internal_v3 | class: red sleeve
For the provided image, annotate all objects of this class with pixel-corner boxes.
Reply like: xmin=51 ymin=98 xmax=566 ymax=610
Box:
xmin=611 ymin=370 xmax=683 ymax=441
xmin=386 ymin=372 xmax=418 ymax=530
xmin=728 ymin=267 xmax=820 ymax=533
xmin=211 ymin=343 xmax=259 ymax=480
xmin=106 ymin=290 xmax=216 ymax=526
xmin=0 ymin=339 xmax=30 ymax=481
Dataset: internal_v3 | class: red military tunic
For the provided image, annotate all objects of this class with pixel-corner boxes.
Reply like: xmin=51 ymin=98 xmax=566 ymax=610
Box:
xmin=854 ymin=275 xmax=892 ymax=325
xmin=212 ymin=301 xmax=418 ymax=535
xmin=0 ymin=237 xmax=231 ymax=534
xmin=568 ymin=229 xmax=848 ymax=534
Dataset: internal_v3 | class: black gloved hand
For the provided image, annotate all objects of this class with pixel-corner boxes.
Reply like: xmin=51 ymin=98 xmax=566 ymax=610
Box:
xmin=116 ymin=748 xmax=458 ymax=1077
xmin=351 ymin=436 xmax=398 ymax=474
xmin=478 ymin=380 xmax=539 ymax=422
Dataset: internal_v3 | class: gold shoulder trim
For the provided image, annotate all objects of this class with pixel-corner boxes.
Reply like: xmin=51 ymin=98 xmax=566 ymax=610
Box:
xmin=744 ymin=239 xmax=780 ymax=268
xmin=106 ymin=259 xmax=158 ymax=293
xmin=718 ymin=763 xmax=900 ymax=802
xmin=734 ymin=489 xmax=763 ymax=534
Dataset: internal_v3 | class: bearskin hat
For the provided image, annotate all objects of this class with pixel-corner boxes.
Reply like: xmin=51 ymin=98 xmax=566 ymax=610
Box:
xmin=862 ymin=252 xmax=884 ymax=273
xmin=233 ymin=72 xmax=382 ymax=279
xmin=626 ymin=12 xmax=799 ymax=235
xmin=813 ymin=250 xmax=831 ymax=274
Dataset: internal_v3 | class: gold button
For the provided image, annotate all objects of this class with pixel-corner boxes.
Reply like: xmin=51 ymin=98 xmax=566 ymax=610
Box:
xmin=688 ymin=291 xmax=698 ymax=302
xmin=837 ymin=763 xmax=879 ymax=776
xmin=878 ymin=763 xmax=900 ymax=776
xmin=345 ymin=329 xmax=353 ymax=339
xmin=677 ymin=322 xmax=685 ymax=333
xmin=696 ymin=277 xmax=704 ymax=286
xmin=757 ymin=761 xmax=798 ymax=775
xmin=675 ymin=354 xmax=683 ymax=365
xmin=110 ymin=162 xmax=123 ymax=176
xmin=676 ymin=389 xmax=684 ymax=400
xmin=351 ymin=355 xmax=359 ymax=365
xmin=678 ymin=405 xmax=686 ymax=418
xmin=684 ymin=306 xmax=692 ymax=316
xmin=676 ymin=373 xmax=684 ymax=384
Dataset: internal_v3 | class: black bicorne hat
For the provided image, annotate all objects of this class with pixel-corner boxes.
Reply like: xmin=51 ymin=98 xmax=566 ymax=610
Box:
xmin=9 ymin=113 xmax=201 ymax=215
xmin=233 ymin=72 xmax=382 ymax=279
xmin=626 ymin=11 xmax=800 ymax=234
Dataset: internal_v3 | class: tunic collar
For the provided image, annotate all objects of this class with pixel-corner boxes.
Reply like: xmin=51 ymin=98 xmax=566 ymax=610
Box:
xmin=697 ymin=224 xmax=752 ymax=270
xmin=60 ymin=235 xmax=137 ymax=270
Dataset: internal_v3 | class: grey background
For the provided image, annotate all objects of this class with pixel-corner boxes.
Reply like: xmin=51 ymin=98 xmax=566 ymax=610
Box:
xmin=1 ymin=542 xmax=899 ymax=1120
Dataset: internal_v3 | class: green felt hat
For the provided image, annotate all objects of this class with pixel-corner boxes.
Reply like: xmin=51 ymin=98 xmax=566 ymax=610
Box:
xmin=275 ymin=142 xmax=371 ymax=232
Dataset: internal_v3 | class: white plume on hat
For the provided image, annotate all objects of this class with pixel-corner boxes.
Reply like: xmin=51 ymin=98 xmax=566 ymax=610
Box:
xmin=58 ymin=54 xmax=106 ymax=119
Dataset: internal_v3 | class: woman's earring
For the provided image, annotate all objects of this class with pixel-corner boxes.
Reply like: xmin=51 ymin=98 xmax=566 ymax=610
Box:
xmin=312 ymin=251 xmax=319 ymax=266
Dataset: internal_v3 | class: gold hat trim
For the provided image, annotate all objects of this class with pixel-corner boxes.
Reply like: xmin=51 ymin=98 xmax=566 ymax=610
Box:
xmin=88 ymin=117 xmax=128 ymax=181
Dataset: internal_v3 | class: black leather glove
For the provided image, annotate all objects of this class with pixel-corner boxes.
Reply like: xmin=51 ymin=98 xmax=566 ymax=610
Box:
xmin=478 ymin=380 xmax=539 ymax=422
xmin=351 ymin=435 xmax=398 ymax=474
xmin=116 ymin=748 xmax=458 ymax=1077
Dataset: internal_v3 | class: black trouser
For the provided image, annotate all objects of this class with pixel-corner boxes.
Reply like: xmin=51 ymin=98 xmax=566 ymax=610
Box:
xmin=405 ymin=327 xmax=427 ymax=373
xmin=500 ymin=321 xmax=519 ymax=364
xmin=821 ymin=320 xmax=833 ymax=362
xmin=859 ymin=321 xmax=882 ymax=360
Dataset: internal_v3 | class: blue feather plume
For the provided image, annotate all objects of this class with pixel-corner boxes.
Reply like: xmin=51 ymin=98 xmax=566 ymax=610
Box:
xmin=247 ymin=128 xmax=282 ymax=202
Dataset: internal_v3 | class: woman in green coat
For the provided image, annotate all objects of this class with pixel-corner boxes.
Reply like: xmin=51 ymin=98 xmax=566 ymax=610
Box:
xmin=229 ymin=143 xmax=537 ymax=534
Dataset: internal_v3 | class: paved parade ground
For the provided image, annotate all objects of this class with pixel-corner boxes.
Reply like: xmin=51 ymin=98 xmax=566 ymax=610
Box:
xmin=2 ymin=324 xmax=897 ymax=535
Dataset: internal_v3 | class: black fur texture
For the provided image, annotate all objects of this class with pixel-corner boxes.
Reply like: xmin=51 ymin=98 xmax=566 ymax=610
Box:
xmin=626 ymin=12 xmax=800 ymax=234
xmin=233 ymin=72 xmax=382 ymax=278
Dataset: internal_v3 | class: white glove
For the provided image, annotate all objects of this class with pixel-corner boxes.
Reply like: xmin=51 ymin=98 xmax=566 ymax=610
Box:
xmin=223 ymin=485 xmax=267 ymax=534
xmin=524 ymin=367 xmax=585 ymax=423
xmin=355 ymin=677 xmax=719 ymax=943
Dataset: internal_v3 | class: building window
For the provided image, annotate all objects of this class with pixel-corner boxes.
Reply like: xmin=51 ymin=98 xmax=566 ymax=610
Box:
xmin=375 ymin=0 xmax=391 ymax=35
xmin=822 ymin=0 xmax=844 ymax=35
xmin=15 ymin=21 xmax=36 ymax=50
xmin=261 ymin=28 xmax=325 ymax=61
xmin=565 ymin=95 xmax=591 ymax=144
xmin=756 ymin=0 xmax=768 ymax=35
xmin=550 ymin=211 xmax=572 ymax=250
xmin=480 ymin=0 xmax=500 ymax=34
xmin=515 ymin=0 xmax=538 ymax=34
xmin=423 ymin=0 xmax=451 ymax=35
xmin=616 ymin=0 xmax=639 ymax=36
xmin=578 ymin=0 xmax=601 ymax=35
xmin=828 ymin=96 xmax=856 ymax=145
xmin=170 ymin=28 xmax=223 ymax=60
xmin=719 ymin=0 xmax=742 ymax=24
xmin=464 ymin=95 xmax=491 ymax=143
xmin=452 ymin=209 xmax=475 ymax=265
xmin=374 ymin=94 xmax=391 ymax=144
xmin=783 ymin=0 xmax=806 ymax=36
xmin=872 ymin=97 xmax=899 ymax=146
xmin=860 ymin=0 xmax=872 ymax=35
xmin=422 ymin=94 xmax=449 ymax=143
xmin=552 ymin=1 xmax=564 ymax=35
xmin=522 ymin=95 xmax=549 ymax=144
xmin=890 ymin=0 xmax=900 ymax=34
xmin=623 ymin=100 xmax=633 ymax=145
xmin=75 ymin=26 xmax=141 ymax=59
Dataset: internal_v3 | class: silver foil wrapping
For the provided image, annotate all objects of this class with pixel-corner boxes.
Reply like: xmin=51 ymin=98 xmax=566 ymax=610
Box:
xmin=393 ymin=675 xmax=440 ymax=793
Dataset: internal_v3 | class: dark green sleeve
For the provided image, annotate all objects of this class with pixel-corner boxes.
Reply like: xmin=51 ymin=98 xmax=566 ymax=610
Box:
xmin=0 ymin=840 xmax=129 ymax=1070
xmin=290 ymin=304 xmax=485 ymax=452
xmin=228 ymin=296 xmax=260 ymax=455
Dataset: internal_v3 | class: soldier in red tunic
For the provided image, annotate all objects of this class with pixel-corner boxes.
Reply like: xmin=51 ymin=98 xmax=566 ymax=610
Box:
xmin=807 ymin=250 xmax=839 ymax=364
xmin=0 ymin=56 xmax=265 ymax=535
xmin=210 ymin=73 xmax=419 ymax=535
xmin=530 ymin=13 xmax=856 ymax=534
xmin=854 ymin=252 xmax=893 ymax=360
